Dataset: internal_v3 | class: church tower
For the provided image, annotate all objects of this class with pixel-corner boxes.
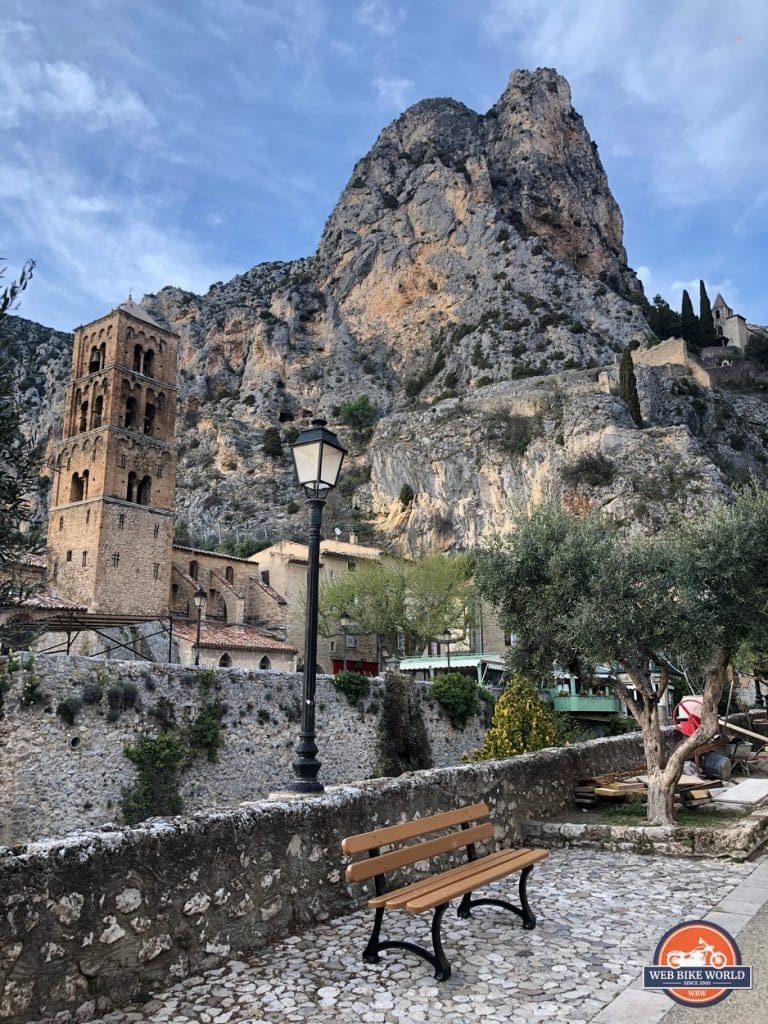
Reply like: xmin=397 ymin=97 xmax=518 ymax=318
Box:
xmin=47 ymin=300 xmax=178 ymax=616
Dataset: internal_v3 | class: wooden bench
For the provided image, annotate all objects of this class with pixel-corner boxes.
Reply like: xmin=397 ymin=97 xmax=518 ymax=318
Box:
xmin=341 ymin=802 xmax=548 ymax=981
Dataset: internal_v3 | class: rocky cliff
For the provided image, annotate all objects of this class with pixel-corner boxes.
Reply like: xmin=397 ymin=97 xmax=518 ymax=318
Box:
xmin=6 ymin=68 xmax=768 ymax=551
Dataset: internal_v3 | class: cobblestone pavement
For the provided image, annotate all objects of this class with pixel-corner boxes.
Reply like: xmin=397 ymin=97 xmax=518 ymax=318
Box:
xmin=91 ymin=849 xmax=758 ymax=1024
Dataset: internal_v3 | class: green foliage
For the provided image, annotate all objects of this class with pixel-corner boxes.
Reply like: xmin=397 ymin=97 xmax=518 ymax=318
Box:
xmin=471 ymin=341 xmax=490 ymax=369
xmin=56 ymin=695 xmax=83 ymax=726
xmin=471 ymin=674 xmax=559 ymax=760
xmin=338 ymin=395 xmax=378 ymax=438
xmin=619 ymin=348 xmax=643 ymax=427
xmin=121 ymin=731 xmax=188 ymax=825
xmin=562 ymin=452 xmax=615 ymax=487
xmin=699 ymin=280 xmax=716 ymax=347
xmin=382 ymin=192 xmax=399 ymax=210
xmin=332 ymin=669 xmax=370 ymax=706
xmin=106 ymin=681 xmax=138 ymax=718
xmin=486 ymin=410 xmax=538 ymax=457
xmin=19 ymin=672 xmax=44 ymax=708
xmin=173 ymin=520 xmax=191 ymax=545
xmin=680 ymin=289 xmax=700 ymax=349
xmin=377 ymin=672 xmax=433 ymax=776
xmin=286 ymin=500 xmax=299 ymax=514
xmin=646 ymin=294 xmax=681 ymax=340
xmin=399 ymin=483 xmax=414 ymax=507
xmin=746 ymin=333 xmax=768 ymax=366
xmin=262 ymin=426 xmax=283 ymax=458
xmin=319 ymin=553 xmax=475 ymax=659
xmin=430 ymin=673 xmax=479 ymax=729
xmin=187 ymin=700 xmax=225 ymax=762
xmin=283 ymin=426 xmax=299 ymax=444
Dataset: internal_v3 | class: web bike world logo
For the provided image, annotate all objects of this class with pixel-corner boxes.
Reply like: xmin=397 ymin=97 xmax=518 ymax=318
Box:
xmin=644 ymin=920 xmax=751 ymax=1007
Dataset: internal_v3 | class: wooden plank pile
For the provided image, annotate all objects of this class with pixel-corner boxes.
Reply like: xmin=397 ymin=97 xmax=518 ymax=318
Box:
xmin=575 ymin=768 xmax=714 ymax=808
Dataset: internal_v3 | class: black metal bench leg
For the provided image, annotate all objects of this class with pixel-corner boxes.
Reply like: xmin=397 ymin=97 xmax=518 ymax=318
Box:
xmin=457 ymin=892 xmax=473 ymax=919
xmin=519 ymin=865 xmax=536 ymax=930
xmin=431 ymin=902 xmax=451 ymax=981
xmin=363 ymin=907 xmax=385 ymax=963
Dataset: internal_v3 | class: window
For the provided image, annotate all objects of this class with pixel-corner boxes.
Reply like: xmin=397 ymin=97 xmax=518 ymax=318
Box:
xmin=58 ymin=516 xmax=63 ymax=531
xmin=157 ymin=464 xmax=163 ymax=478
xmin=219 ymin=653 xmax=233 ymax=667
xmin=225 ymin=566 xmax=234 ymax=584
xmin=82 ymin=551 xmax=88 ymax=567
xmin=171 ymin=584 xmax=179 ymax=600
xmin=260 ymin=570 xmax=270 ymax=586
xmin=153 ymin=563 xmax=160 ymax=580
xmin=345 ymin=630 xmax=358 ymax=650
xmin=126 ymin=471 xmax=137 ymax=503
xmin=189 ymin=560 xmax=198 ymax=580
xmin=70 ymin=472 xmax=84 ymax=502
xmin=111 ymin=553 xmax=120 ymax=568
xmin=144 ymin=403 xmax=156 ymax=436
xmin=142 ymin=350 xmax=155 ymax=377
xmin=259 ymin=656 xmax=271 ymax=670
xmin=79 ymin=401 xmax=89 ymax=432
xmin=137 ymin=475 xmax=152 ymax=505
xmin=66 ymin=550 xmax=72 ymax=562
xmin=91 ymin=394 xmax=103 ymax=429
xmin=119 ymin=454 xmax=127 ymax=469
xmin=330 ymin=639 xmax=336 ymax=653
xmin=118 ymin=514 xmax=125 ymax=530
xmin=153 ymin=523 xmax=160 ymax=538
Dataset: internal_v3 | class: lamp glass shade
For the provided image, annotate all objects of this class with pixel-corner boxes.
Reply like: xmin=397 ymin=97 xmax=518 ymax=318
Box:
xmin=291 ymin=419 xmax=346 ymax=495
xmin=193 ymin=587 xmax=207 ymax=610
xmin=340 ymin=612 xmax=351 ymax=628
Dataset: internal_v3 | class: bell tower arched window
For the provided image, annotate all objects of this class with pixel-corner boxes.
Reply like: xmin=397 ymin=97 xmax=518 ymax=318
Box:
xmin=144 ymin=403 xmax=156 ymax=436
xmin=124 ymin=396 xmax=137 ymax=429
xmin=133 ymin=344 xmax=143 ymax=372
xmin=91 ymin=394 xmax=103 ymax=429
xmin=88 ymin=346 xmax=101 ymax=373
xmin=70 ymin=472 xmax=84 ymax=502
xmin=79 ymin=401 xmax=89 ymax=433
xmin=126 ymin=471 xmax=137 ymax=503
xmin=142 ymin=350 xmax=155 ymax=377
xmin=137 ymin=475 xmax=152 ymax=506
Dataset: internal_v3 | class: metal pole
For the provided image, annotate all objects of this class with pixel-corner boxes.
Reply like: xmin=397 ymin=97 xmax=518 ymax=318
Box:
xmin=168 ymin=614 xmax=173 ymax=664
xmin=195 ymin=606 xmax=202 ymax=666
xmin=446 ymin=640 xmax=451 ymax=671
xmin=290 ymin=496 xmax=325 ymax=793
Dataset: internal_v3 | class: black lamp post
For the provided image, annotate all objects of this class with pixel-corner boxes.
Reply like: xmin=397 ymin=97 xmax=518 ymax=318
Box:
xmin=289 ymin=418 xmax=346 ymax=793
xmin=440 ymin=628 xmax=452 ymax=670
xmin=193 ymin=586 xmax=207 ymax=667
xmin=340 ymin=611 xmax=351 ymax=673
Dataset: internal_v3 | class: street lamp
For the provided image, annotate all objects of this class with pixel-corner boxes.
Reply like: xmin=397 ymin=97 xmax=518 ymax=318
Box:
xmin=193 ymin=586 xmax=207 ymax=667
xmin=439 ymin=628 xmax=452 ymax=671
xmin=340 ymin=611 xmax=351 ymax=673
xmin=289 ymin=418 xmax=347 ymax=793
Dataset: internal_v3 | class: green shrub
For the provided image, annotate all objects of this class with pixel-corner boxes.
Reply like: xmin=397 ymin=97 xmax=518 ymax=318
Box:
xmin=562 ymin=452 xmax=615 ymax=488
xmin=382 ymin=192 xmax=399 ymax=210
xmin=338 ymin=395 xmax=378 ymax=437
xmin=399 ymin=484 xmax=414 ymax=507
xmin=332 ymin=670 xmax=370 ymax=706
xmin=19 ymin=674 xmax=45 ymax=707
xmin=262 ymin=427 xmax=283 ymax=457
xmin=56 ymin=695 xmax=83 ymax=726
xmin=286 ymin=500 xmax=300 ymax=514
xmin=470 ymin=674 xmax=559 ymax=759
xmin=121 ymin=731 xmax=188 ymax=825
xmin=486 ymin=410 xmax=537 ymax=457
xmin=377 ymin=672 xmax=433 ymax=776
xmin=187 ymin=700 xmax=225 ymax=762
xmin=81 ymin=683 xmax=102 ymax=704
xmin=430 ymin=673 xmax=480 ymax=729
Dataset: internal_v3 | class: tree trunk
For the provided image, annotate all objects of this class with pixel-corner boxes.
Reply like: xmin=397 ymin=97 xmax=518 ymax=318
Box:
xmin=639 ymin=704 xmax=676 ymax=825
xmin=646 ymin=771 xmax=675 ymax=826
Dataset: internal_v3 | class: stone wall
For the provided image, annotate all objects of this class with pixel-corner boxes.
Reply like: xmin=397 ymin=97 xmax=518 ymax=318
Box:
xmin=632 ymin=337 xmax=713 ymax=389
xmin=0 ymin=655 xmax=488 ymax=847
xmin=0 ymin=730 xmax=647 ymax=1023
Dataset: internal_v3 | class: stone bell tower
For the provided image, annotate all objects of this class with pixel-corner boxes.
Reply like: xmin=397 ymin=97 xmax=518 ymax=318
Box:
xmin=47 ymin=299 xmax=178 ymax=616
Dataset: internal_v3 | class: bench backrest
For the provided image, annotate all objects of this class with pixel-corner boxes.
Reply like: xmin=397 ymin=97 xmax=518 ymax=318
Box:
xmin=342 ymin=802 xmax=493 ymax=883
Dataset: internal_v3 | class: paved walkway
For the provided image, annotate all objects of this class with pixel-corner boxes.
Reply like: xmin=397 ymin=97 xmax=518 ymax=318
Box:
xmin=84 ymin=848 xmax=768 ymax=1024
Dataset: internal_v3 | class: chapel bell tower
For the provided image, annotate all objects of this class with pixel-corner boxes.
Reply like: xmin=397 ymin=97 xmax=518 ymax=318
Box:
xmin=47 ymin=299 xmax=178 ymax=616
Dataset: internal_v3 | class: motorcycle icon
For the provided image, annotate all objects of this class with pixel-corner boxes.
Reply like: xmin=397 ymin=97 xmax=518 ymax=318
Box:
xmin=666 ymin=939 xmax=728 ymax=969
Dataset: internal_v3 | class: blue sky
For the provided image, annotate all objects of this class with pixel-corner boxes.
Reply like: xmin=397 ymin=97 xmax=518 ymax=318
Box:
xmin=2 ymin=0 xmax=766 ymax=332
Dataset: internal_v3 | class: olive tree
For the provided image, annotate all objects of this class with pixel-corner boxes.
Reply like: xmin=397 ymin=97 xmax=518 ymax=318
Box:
xmin=475 ymin=490 xmax=768 ymax=825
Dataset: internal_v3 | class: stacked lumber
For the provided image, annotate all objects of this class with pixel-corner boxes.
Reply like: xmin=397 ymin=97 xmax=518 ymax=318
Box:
xmin=575 ymin=770 xmax=714 ymax=808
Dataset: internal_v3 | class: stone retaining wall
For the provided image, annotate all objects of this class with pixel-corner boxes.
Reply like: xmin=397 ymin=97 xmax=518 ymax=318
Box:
xmin=0 ymin=731 xmax=647 ymax=1023
xmin=0 ymin=655 xmax=489 ymax=846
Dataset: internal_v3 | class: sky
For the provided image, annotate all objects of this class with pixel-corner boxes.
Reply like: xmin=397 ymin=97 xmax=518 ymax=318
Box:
xmin=1 ymin=0 xmax=766 ymax=332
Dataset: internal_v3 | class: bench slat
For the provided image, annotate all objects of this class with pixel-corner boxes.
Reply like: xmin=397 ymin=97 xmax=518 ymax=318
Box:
xmin=342 ymin=802 xmax=490 ymax=855
xmin=346 ymin=820 xmax=494 ymax=883
xmin=405 ymin=848 xmax=548 ymax=913
xmin=369 ymin=848 xmax=517 ymax=909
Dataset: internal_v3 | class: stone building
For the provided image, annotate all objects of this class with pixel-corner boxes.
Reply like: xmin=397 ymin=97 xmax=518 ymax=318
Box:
xmin=712 ymin=293 xmax=750 ymax=351
xmin=46 ymin=299 xmax=178 ymax=617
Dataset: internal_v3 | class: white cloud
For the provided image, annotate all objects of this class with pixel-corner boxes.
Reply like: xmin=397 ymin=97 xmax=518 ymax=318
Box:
xmin=0 ymin=59 xmax=155 ymax=135
xmin=670 ymin=278 xmax=737 ymax=309
xmin=373 ymin=75 xmax=414 ymax=109
xmin=356 ymin=0 xmax=404 ymax=36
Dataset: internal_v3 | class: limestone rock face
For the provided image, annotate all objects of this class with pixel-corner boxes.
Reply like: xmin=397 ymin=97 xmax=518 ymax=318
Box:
xmin=7 ymin=68 xmax=768 ymax=551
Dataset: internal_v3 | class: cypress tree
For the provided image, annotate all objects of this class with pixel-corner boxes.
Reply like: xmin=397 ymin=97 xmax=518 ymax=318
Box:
xmin=619 ymin=347 xmax=643 ymax=427
xmin=470 ymin=674 xmax=558 ymax=761
xmin=699 ymin=280 xmax=716 ymax=348
xmin=680 ymin=289 xmax=700 ymax=350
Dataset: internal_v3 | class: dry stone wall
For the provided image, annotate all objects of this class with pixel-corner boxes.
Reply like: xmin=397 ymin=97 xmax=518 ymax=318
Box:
xmin=0 ymin=730 xmax=647 ymax=1023
xmin=0 ymin=655 xmax=487 ymax=847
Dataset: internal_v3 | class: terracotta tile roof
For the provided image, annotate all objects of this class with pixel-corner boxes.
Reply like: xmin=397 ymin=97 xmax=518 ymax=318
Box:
xmin=173 ymin=544 xmax=258 ymax=564
xmin=320 ymin=540 xmax=381 ymax=560
xmin=172 ymin=623 xmax=296 ymax=653
xmin=19 ymin=589 xmax=87 ymax=611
